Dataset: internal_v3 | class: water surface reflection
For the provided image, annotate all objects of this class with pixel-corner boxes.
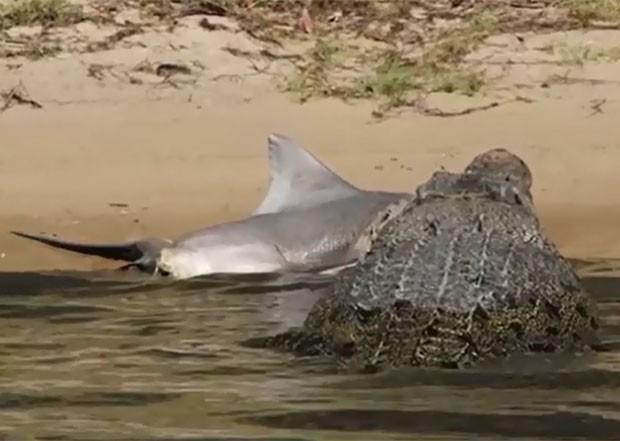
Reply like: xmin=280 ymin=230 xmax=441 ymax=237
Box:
xmin=0 ymin=258 xmax=618 ymax=440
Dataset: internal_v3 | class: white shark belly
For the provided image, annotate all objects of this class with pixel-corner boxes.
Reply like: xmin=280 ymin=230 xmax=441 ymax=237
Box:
xmin=157 ymin=242 xmax=289 ymax=280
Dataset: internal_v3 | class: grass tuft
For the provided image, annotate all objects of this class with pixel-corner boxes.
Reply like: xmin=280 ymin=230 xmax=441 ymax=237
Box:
xmin=285 ymin=9 xmax=496 ymax=111
xmin=544 ymin=41 xmax=620 ymax=65
xmin=0 ymin=0 xmax=84 ymax=30
xmin=562 ymin=0 xmax=620 ymax=25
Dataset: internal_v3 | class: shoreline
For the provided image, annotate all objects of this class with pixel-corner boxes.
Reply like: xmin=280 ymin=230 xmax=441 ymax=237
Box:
xmin=4 ymin=203 xmax=620 ymax=273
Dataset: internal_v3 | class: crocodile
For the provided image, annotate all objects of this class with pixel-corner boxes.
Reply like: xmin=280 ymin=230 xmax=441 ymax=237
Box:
xmin=244 ymin=148 xmax=601 ymax=371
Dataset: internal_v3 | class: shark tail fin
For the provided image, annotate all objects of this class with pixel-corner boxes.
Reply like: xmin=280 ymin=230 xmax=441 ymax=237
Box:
xmin=10 ymin=231 xmax=169 ymax=273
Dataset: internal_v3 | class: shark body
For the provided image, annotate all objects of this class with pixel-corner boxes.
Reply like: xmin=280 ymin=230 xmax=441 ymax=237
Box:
xmin=11 ymin=134 xmax=411 ymax=279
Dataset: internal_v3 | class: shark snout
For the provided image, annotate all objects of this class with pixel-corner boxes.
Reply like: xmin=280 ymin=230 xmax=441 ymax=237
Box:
xmin=158 ymin=247 xmax=209 ymax=280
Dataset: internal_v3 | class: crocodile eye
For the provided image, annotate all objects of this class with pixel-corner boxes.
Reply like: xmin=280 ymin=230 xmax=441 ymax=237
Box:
xmin=514 ymin=194 xmax=522 ymax=205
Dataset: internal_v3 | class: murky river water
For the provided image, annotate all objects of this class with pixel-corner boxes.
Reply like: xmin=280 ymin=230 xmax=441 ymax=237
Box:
xmin=1 ymin=259 xmax=620 ymax=441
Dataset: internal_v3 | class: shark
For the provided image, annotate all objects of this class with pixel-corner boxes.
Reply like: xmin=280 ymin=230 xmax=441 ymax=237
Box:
xmin=10 ymin=133 xmax=411 ymax=280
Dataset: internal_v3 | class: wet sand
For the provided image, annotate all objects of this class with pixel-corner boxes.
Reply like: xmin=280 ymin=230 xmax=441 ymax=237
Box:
xmin=2 ymin=15 xmax=620 ymax=272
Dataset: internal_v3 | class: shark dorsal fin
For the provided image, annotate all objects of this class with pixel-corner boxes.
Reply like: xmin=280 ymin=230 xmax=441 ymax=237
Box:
xmin=253 ymin=133 xmax=361 ymax=215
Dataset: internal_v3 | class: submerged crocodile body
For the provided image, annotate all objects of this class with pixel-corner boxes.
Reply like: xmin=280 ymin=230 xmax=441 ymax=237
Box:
xmin=245 ymin=149 xmax=601 ymax=371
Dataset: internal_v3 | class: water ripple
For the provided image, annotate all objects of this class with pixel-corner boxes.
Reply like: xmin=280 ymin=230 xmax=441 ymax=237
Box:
xmin=0 ymin=262 xmax=618 ymax=440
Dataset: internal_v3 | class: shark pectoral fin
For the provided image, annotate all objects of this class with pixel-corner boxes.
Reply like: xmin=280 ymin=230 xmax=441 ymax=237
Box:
xmin=252 ymin=133 xmax=362 ymax=215
xmin=281 ymin=245 xmax=359 ymax=275
xmin=317 ymin=260 xmax=359 ymax=275
xmin=10 ymin=231 xmax=168 ymax=272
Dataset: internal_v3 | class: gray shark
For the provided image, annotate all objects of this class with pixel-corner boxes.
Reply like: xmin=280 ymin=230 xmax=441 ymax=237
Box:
xmin=11 ymin=134 xmax=411 ymax=280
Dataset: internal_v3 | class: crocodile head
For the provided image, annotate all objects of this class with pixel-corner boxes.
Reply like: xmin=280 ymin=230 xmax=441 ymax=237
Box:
xmin=415 ymin=148 xmax=534 ymax=211
xmin=464 ymin=148 xmax=532 ymax=196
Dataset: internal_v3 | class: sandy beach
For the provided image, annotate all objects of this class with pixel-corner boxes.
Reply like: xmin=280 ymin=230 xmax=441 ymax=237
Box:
xmin=2 ymin=1 xmax=620 ymax=272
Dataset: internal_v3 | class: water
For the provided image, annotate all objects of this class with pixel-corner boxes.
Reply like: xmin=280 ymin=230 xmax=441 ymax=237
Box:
xmin=1 ymin=259 xmax=620 ymax=441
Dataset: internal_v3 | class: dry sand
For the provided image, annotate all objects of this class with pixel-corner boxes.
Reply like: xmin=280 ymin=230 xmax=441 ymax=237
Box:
xmin=2 ymin=7 xmax=620 ymax=272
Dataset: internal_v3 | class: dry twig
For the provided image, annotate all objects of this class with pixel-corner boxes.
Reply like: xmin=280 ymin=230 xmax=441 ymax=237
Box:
xmin=0 ymin=82 xmax=42 ymax=113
